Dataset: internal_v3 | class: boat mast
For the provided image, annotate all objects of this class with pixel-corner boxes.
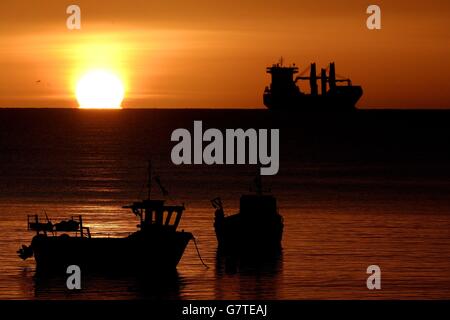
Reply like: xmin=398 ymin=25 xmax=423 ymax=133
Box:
xmin=147 ymin=160 xmax=152 ymax=200
xmin=252 ymin=175 xmax=263 ymax=196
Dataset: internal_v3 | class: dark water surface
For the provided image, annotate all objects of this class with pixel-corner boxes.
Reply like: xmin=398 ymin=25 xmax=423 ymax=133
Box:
xmin=0 ymin=109 xmax=449 ymax=299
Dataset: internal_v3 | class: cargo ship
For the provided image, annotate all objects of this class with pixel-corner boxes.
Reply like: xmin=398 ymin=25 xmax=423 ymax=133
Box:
xmin=18 ymin=164 xmax=193 ymax=275
xmin=263 ymin=60 xmax=363 ymax=111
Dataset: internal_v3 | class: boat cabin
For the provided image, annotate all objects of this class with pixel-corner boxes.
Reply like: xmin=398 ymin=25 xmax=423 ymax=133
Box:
xmin=239 ymin=194 xmax=278 ymax=217
xmin=123 ymin=199 xmax=185 ymax=232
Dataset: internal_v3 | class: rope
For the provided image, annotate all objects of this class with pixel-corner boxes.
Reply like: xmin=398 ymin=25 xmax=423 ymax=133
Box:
xmin=193 ymin=237 xmax=209 ymax=269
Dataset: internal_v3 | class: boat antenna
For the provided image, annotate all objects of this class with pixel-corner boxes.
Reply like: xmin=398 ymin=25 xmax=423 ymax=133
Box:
xmin=255 ymin=175 xmax=263 ymax=195
xmin=147 ymin=160 xmax=152 ymax=200
xmin=250 ymin=174 xmax=263 ymax=195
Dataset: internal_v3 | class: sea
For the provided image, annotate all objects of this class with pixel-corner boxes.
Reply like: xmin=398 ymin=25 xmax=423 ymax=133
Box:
xmin=0 ymin=108 xmax=449 ymax=299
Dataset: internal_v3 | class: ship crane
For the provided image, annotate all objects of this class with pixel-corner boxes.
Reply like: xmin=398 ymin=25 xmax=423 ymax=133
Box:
xmin=263 ymin=59 xmax=362 ymax=110
xmin=294 ymin=62 xmax=352 ymax=95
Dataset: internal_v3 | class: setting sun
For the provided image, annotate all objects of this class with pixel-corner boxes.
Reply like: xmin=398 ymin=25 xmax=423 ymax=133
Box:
xmin=76 ymin=70 xmax=125 ymax=109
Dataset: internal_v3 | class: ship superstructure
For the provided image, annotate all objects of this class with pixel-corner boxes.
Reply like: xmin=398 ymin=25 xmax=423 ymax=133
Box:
xmin=263 ymin=60 xmax=363 ymax=111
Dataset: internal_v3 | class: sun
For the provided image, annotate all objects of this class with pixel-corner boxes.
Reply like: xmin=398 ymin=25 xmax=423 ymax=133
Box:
xmin=76 ymin=70 xmax=125 ymax=109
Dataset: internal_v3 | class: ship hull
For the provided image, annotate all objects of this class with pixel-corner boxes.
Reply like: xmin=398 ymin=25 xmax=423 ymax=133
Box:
xmin=31 ymin=230 xmax=192 ymax=274
xmin=264 ymin=86 xmax=363 ymax=111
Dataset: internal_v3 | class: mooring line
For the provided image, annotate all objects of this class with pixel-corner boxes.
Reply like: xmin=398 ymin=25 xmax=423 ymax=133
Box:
xmin=193 ymin=237 xmax=209 ymax=269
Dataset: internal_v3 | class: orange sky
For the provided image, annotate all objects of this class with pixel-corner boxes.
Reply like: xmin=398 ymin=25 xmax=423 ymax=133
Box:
xmin=0 ymin=0 xmax=449 ymax=108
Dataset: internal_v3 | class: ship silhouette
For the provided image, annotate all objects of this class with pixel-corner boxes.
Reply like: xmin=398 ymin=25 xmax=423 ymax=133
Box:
xmin=263 ymin=59 xmax=363 ymax=111
xmin=212 ymin=176 xmax=283 ymax=256
xmin=18 ymin=163 xmax=193 ymax=275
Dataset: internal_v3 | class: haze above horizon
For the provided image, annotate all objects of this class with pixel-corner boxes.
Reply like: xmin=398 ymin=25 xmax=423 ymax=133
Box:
xmin=0 ymin=1 xmax=449 ymax=109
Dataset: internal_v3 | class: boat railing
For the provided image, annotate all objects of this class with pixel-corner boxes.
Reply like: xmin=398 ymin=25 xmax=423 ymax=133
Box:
xmin=27 ymin=214 xmax=91 ymax=238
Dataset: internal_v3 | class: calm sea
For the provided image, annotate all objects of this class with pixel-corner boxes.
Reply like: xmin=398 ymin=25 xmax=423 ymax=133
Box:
xmin=0 ymin=108 xmax=449 ymax=299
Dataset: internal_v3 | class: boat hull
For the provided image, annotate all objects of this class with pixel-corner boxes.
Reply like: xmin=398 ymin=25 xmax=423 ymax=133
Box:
xmin=31 ymin=230 xmax=192 ymax=274
xmin=214 ymin=213 xmax=283 ymax=256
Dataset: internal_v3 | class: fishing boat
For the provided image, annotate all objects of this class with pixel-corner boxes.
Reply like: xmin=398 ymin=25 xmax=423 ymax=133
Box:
xmin=212 ymin=177 xmax=283 ymax=256
xmin=18 ymin=164 xmax=193 ymax=274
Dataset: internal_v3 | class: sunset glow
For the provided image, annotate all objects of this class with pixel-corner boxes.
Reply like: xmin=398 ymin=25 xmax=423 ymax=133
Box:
xmin=1 ymin=1 xmax=450 ymax=108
